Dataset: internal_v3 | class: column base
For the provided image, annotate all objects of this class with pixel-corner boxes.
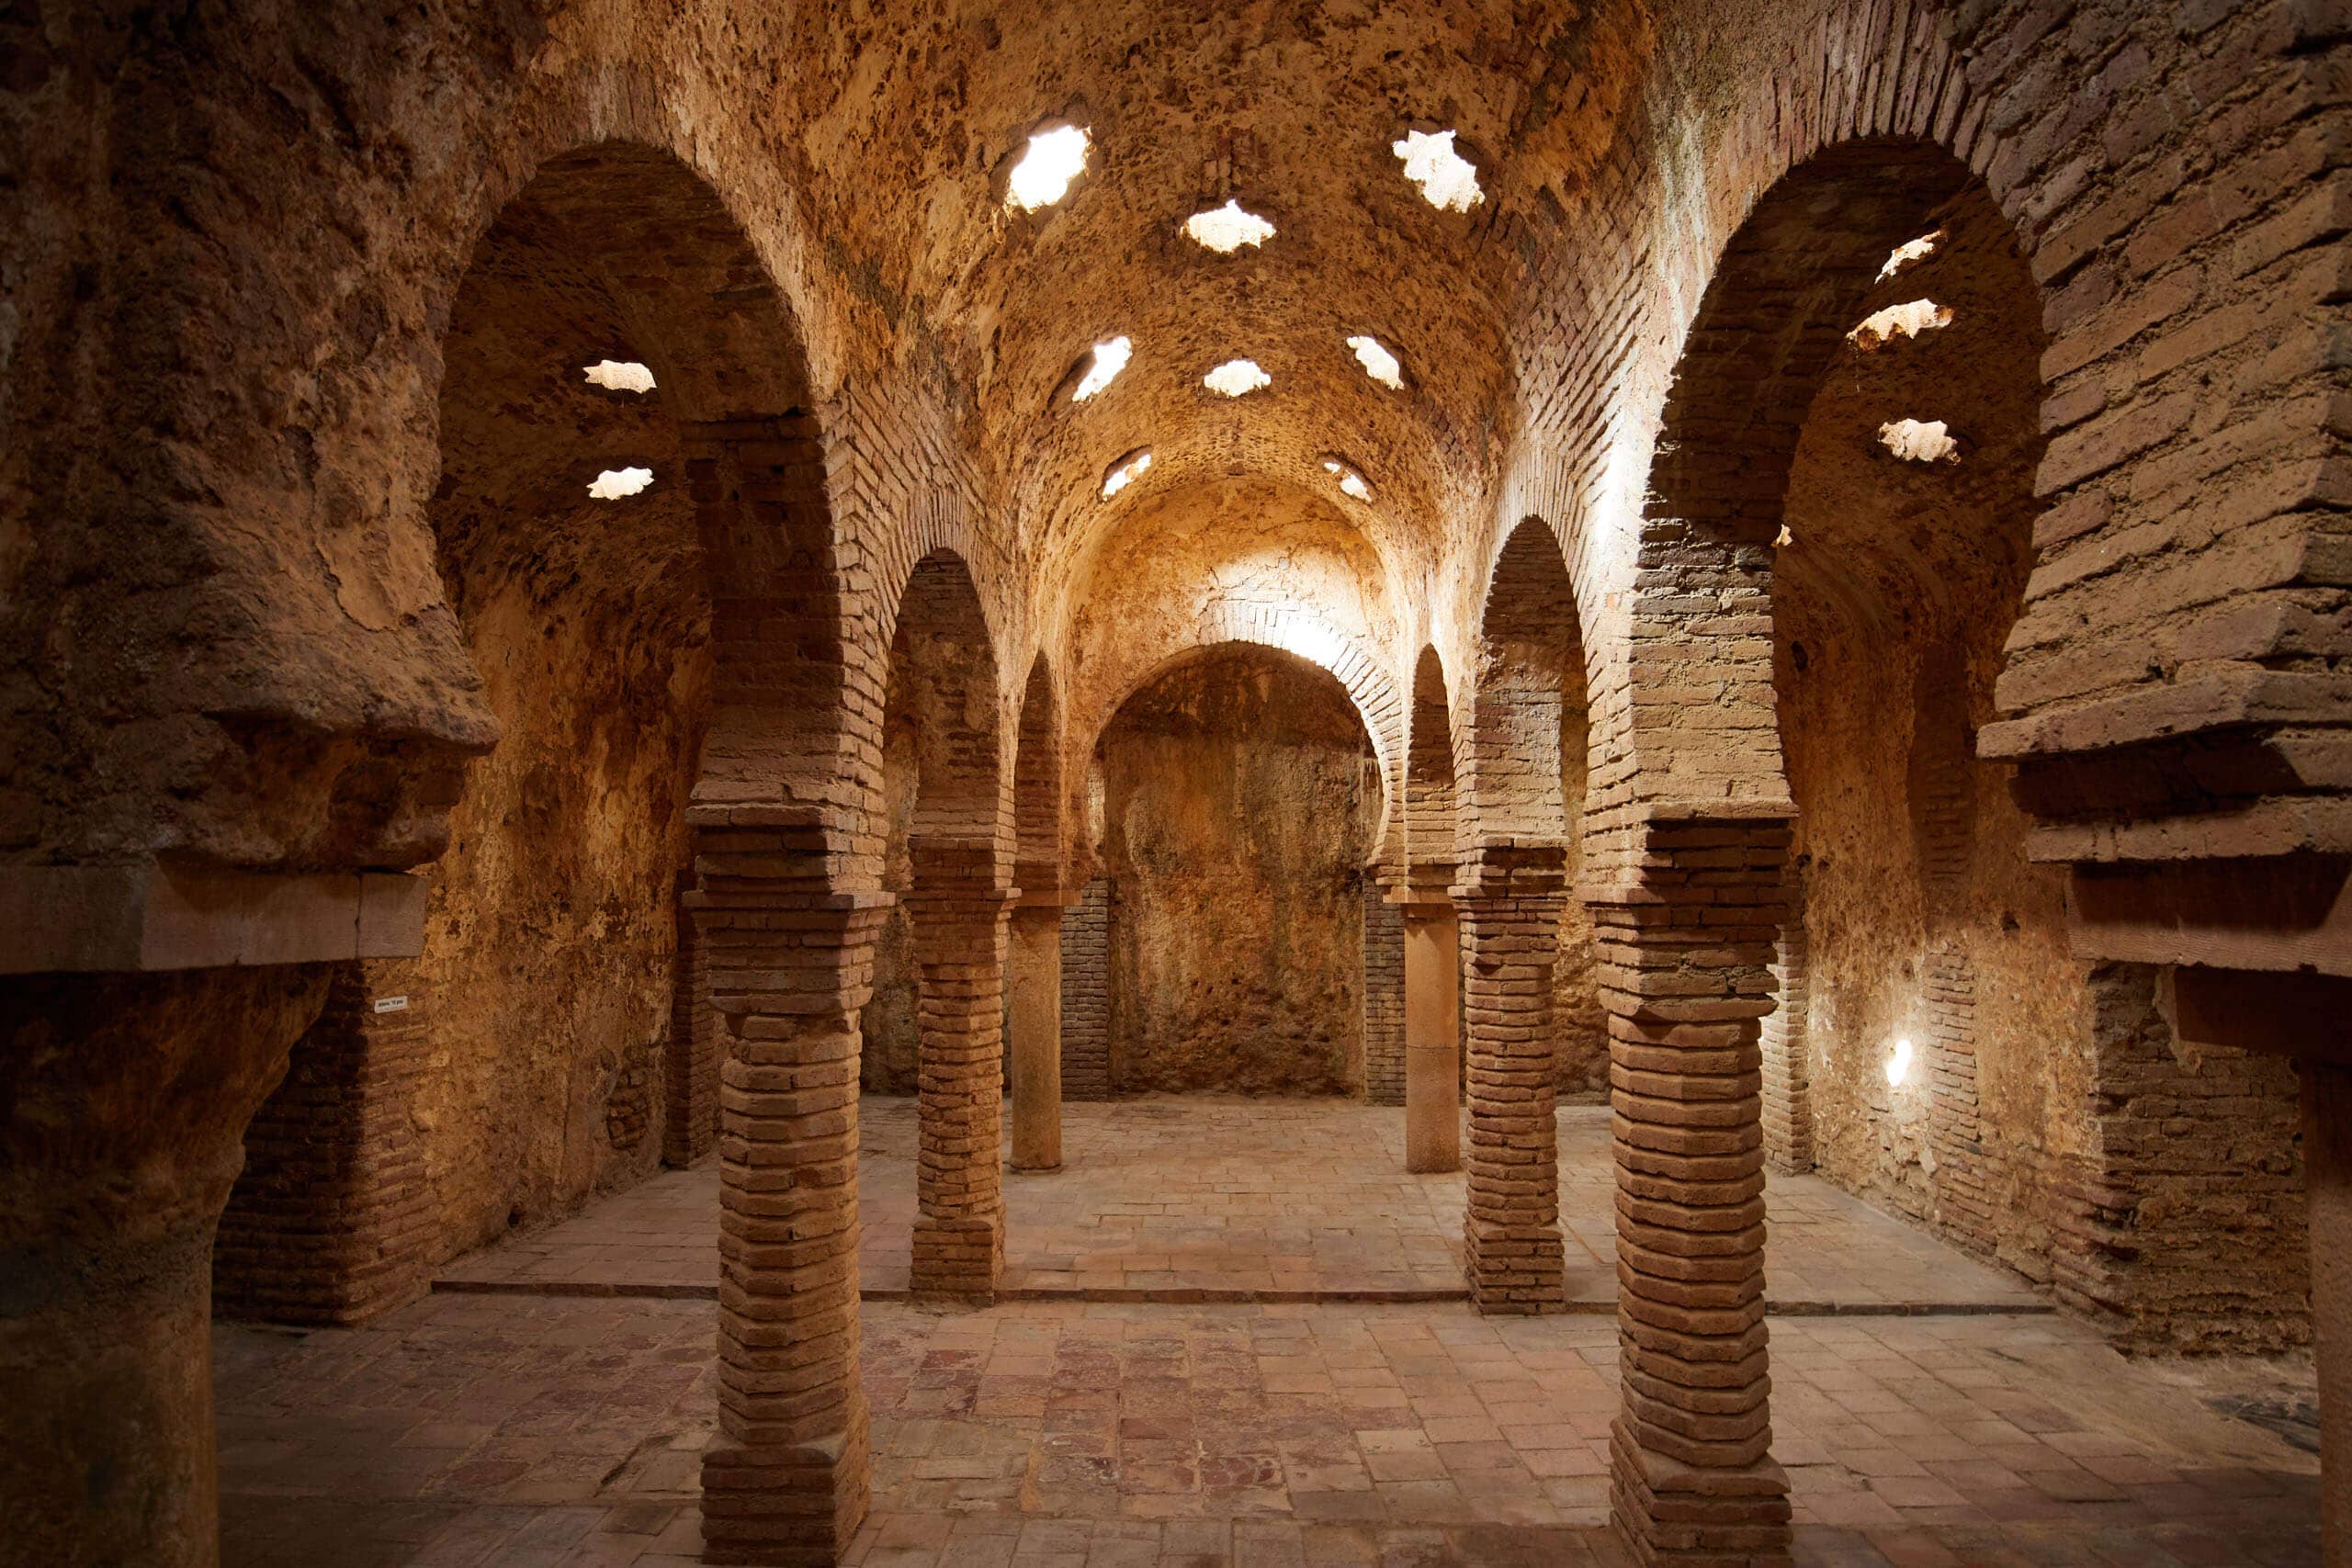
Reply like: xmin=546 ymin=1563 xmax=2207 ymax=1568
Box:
xmin=1608 ymin=1419 xmax=1792 ymax=1567
xmin=700 ymin=1420 xmax=871 ymax=1567
xmin=910 ymin=1215 xmax=1003 ymax=1299
xmin=1464 ymin=1217 xmax=1566 ymax=1314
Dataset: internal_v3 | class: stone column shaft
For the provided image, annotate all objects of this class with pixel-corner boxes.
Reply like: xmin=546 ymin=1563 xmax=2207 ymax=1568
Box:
xmin=0 ymin=965 xmax=332 ymax=1568
xmin=695 ymin=832 xmax=881 ymax=1568
xmin=1597 ymin=818 xmax=1792 ymax=1568
xmin=906 ymin=878 xmax=1013 ymax=1296
xmin=1008 ymin=901 xmax=1064 ymax=1172
xmin=1455 ymin=849 xmax=1568 ymax=1314
xmin=1401 ymin=897 xmax=1462 ymax=1174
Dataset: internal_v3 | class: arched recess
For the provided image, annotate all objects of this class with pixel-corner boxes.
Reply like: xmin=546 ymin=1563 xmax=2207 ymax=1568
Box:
xmin=1668 ymin=137 xmax=2307 ymax=1345
xmin=1092 ymin=643 xmax=1381 ymax=1097
xmin=1084 ymin=610 xmax=1402 ymax=868
xmin=214 ymin=138 xmax=833 ymax=1322
xmin=876 ymin=548 xmax=1013 ymax=1296
xmin=1006 ymin=654 xmax=1069 ymax=1170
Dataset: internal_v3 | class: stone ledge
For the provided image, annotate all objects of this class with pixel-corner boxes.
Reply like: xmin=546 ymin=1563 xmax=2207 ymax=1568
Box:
xmin=0 ymin=864 xmax=428 ymax=974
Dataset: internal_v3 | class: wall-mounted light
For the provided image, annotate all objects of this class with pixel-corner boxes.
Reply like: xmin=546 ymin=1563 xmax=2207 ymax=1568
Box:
xmin=1885 ymin=1036 xmax=1915 ymax=1088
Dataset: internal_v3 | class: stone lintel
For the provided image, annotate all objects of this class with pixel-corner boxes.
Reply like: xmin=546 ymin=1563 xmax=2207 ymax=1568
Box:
xmin=2066 ymin=859 xmax=2349 ymax=977
xmin=2164 ymin=965 xmax=2352 ymax=1064
xmin=0 ymin=864 xmax=428 ymax=974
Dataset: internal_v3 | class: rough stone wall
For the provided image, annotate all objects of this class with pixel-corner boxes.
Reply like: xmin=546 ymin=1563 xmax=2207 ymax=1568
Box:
xmin=1775 ymin=180 xmax=2098 ymax=1286
xmin=1101 ymin=649 xmax=1376 ymax=1095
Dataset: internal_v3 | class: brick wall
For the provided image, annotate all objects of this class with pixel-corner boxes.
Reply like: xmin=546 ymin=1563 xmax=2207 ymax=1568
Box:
xmin=214 ymin=962 xmax=434 ymax=1325
xmin=1059 ymin=876 xmax=1114 ymax=1099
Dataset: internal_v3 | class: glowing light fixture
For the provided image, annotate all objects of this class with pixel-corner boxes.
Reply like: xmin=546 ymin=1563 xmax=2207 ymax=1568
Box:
xmin=1392 ymin=128 xmax=1483 ymax=211
xmin=588 ymin=467 xmax=654 ymax=501
xmin=1204 ymin=357 xmax=1271 ymax=398
xmin=583 ymin=360 xmax=656 ymax=393
xmin=1878 ymin=418 xmax=1961 ymax=464
xmin=1184 ymin=199 xmax=1276 ymax=253
xmin=1885 ymin=1036 xmax=1915 ymax=1088
xmin=1101 ymin=447 xmax=1152 ymax=499
xmin=1347 ymin=334 xmax=1404 ymax=389
xmin=1007 ymin=124 xmax=1091 ymax=212
xmin=1072 ymin=335 xmax=1132 ymax=401
xmin=1878 ymin=231 xmax=1942 ymax=282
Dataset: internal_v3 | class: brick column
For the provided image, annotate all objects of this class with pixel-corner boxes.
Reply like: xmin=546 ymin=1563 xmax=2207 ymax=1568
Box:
xmin=906 ymin=874 xmax=1013 ymax=1297
xmin=1363 ymin=883 xmax=1407 ymax=1106
xmin=1057 ymin=877 xmax=1113 ymax=1100
xmin=1398 ymin=892 xmax=1462 ymax=1174
xmin=1758 ymin=911 xmax=1813 ymax=1175
xmin=214 ymin=960 xmax=435 ymax=1324
xmin=1008 ymin=893 xmax=1067 ymax=1172
xmin=665 ymin=870 xmax=720 ymax=1168
xmin=1454 ymin=847 xmax=1567 ymax=1313
xmin=694 ymin=830 xmax=883 ymax=1567
xmin=1594 ymin=816 xmax=1792 ymax=1568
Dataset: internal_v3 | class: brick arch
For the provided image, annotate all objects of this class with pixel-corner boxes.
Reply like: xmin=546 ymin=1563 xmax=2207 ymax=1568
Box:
xmin=1463 ymin=517 xmax=1589 ymax=850
xmin=1407 ymin=645 xmax=1461 ymax=886
xmin=1012 ymin=653 xmax=1065 ymax=892
xmin=1631 ymin=136 xmax=1986 ymax=817
xmin=884 ymin=548 xmax=1007 ymax=881
xmin=1084 ymin=604 xmax=1404 ymax=868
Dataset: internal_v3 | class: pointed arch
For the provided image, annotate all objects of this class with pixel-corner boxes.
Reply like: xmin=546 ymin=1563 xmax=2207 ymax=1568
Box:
xmin=1464 ymin=518 xmax=1589 ymax=850
xmin=1407 ymin=646 xmax=1460 ymax=886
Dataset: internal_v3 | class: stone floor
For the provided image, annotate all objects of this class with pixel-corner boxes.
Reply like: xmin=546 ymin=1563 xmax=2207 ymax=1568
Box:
xmin=435 ymin=1097 xmax=2042 ymax=1312
xmin=216 ymin=1294 xmax=2322 ymax=1567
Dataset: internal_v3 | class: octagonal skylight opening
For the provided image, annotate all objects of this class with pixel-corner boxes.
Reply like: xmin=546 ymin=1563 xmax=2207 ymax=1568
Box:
xmin=1101 ymin=447 xmax=1153 ymax=500
xmin=1072 ymin=336 xmax=1133 ymax=401
xmin=1879 ymin=418 xmax=1961 ymax=464
xmin=1878 ymin=230 xmax=1943 ymax=282
xmin=1346 ymin=334 xmax=1404 ymax=390
xmin=1323 ymin=457 xmax=1373 ymax=501
xmin=1007 ymin=124 xmax=1091 ymax=212
xmin=1848 ymin=299 xmax=1951 ymax=350
xmin=1392 ymin=129 xmax=1483 ymax=211
xmin=1184 ymin=199 xmax=1276 ymax=254
xmin=583 ymin=360 xmax=655 ymax=393
xmin=588 ymin=467 xmax=654 ymax=500
xmin=1204 ymin=358 xmax=1271 ymax=398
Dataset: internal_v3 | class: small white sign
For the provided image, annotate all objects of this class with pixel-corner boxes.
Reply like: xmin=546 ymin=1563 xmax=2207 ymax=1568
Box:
xmin=372 ymin=996 xmax=410 ymax=1014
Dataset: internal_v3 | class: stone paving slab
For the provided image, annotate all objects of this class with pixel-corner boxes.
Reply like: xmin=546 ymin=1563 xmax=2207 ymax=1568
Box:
xmin=214 ymin=1293 xmax=2320 ymax=1567
xmin=435 ymin=1098 xmax=2047 ymax=1315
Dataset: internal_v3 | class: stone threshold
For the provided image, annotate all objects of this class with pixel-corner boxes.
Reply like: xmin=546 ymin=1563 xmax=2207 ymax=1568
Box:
xmin=428 ymin=1278 xmax=2057 ymax=1315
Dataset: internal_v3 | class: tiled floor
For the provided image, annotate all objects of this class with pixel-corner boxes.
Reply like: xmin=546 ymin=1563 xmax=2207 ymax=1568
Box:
xmin=435 ymin=1097 xmax=2041 ymax=1313
xmin=215 ymin=1293 xmax=2323 ymax=1567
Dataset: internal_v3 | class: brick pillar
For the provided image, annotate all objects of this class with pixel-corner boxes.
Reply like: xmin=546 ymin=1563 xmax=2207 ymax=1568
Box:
xmin=1363 ymin=884 xmax=1407 ymax=1106
xmin=1758 ymin=912 xmax=1812 ymax=1174
xmin=695 ymin=838 xmax=883 ymax=1567
xmin=1008 ymin=895 xmax=1066 ymax=1172
xmin=1454 ymin=847 xmax=1567 ymax=1313
xmin=2309 ymin=1063 xmax=2350 ymax=1568
xmin=1595 ymin=817 xmax=1792 ymax=1568
xmin=1399 ymin=893 xmax=1462 ymax=1174
xmin=214 ymin=960 xmax=435 ymax=1324
xmin=664 ymin=870 xmax=719 ymax=1168
xmin=906 ymin=875 xmax=1012 ymax=1297
xmin=1924 ymin=943 xmax=1994 ymax=1251
xmin=1058 ymin=876 xmax=1113 ymax=1100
